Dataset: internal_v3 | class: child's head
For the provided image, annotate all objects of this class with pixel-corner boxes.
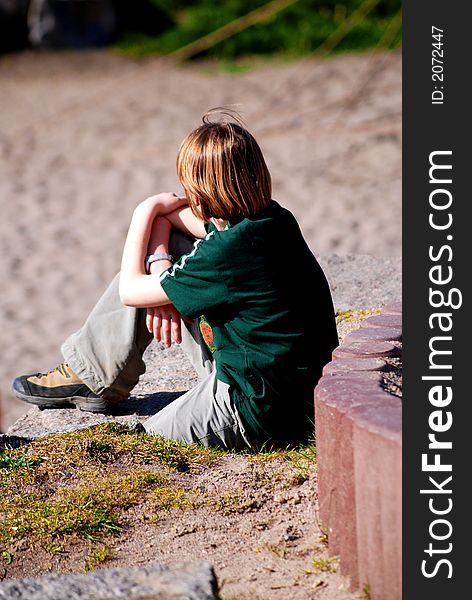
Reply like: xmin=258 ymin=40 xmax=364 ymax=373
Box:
xmin=176 ymin=108 xmax=272 ymax=221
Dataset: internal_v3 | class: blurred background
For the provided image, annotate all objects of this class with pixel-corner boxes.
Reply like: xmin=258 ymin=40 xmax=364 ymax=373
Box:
xmin=0 ymin=0 xmax=401 ymax=429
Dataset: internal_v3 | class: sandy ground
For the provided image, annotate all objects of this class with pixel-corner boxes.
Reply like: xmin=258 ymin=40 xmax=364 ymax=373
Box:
xmin=1 ymin=435 xmax=363 ymax=600
xmin=0 ymin=49 xmax=401 ymax=430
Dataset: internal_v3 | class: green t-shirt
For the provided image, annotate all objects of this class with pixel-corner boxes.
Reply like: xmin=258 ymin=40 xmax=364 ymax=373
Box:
xmin=160 ymin=201 xmax=338 ymax=445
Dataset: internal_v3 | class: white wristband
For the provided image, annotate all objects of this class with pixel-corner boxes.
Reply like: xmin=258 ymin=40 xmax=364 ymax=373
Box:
xmin=145 ymin=253 xmax=173 ymax=274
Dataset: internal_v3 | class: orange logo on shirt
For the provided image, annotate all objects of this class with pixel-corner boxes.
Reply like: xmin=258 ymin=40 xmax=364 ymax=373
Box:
xmin=199 ymin=316 xmax=216 ymax=353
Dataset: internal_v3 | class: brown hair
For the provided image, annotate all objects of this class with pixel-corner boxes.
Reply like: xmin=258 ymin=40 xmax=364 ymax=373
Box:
xmin=176 ymin=108 xmax=272 ymax=221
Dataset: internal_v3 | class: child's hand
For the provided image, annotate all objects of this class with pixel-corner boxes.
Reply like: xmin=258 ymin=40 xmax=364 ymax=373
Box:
xmin=141 ymin=193 xmax=188 ymax=216
xmin=146 ymin=305 xmax=182 ymax=347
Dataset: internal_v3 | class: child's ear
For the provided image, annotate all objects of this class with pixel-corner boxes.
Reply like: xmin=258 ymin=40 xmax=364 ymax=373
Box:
xmin=187 ymin=195 xmax=204 ymax=219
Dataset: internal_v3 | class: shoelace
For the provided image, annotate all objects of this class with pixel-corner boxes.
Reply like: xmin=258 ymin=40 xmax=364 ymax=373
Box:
xmin=37 ymin=363 xmax=71 ymax=379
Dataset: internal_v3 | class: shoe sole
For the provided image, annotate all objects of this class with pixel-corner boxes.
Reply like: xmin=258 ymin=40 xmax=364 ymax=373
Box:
xmin=12 ymin=388 xmax=108 ymax=413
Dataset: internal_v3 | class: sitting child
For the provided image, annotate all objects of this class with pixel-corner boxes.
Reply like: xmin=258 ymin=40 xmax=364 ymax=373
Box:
xmin=12 ymin=109 xmax=338 ymax=450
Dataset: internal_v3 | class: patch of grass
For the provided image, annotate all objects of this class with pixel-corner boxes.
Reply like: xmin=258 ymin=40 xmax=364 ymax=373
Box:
xmin=285 ymin=444 xmax=317 ymax=474
xmin=335 ymin=307 xmax=383 ymax=341
xmin=44 ymin=541 xmax=65 ymax=554
xmin=0 ymin=466 xmax=191 ymax=543
xmin=265 ymin=543 xmax=287 ymax=559
xmin=335 ymin=307 xmax=381 ymax=326
xmin=0 ymin=452 xmax=42 ymax=471
xmin=363 ymin=582 xmax=371 ymax=599
xmin=1 ymin=491 xmax=121 ymax=543
xmin=0 ymin=423 xmax=317 ymax=559
xmin=248 ymin=442 xmax=316 ymax=465
xmin=84 ymin=545 xmax=112 ymax=572
xmin=247 ymin=442 xmax=317 ymax=488
xmin=335 ymin=309 xmax=355 ymax=323
xmin=83 ymin=439 xmax=113 ymax=461
xmin=208 ymin=491 xmax=254 ymax=515
xmin=0 ymin=424 xmax=222 ymax=548
xmin=245 ymin=444 xmax=282 ymax=462
xmin=319 ymin=527 xmax=329 ymax=547
xmin=312 ymin=556 xmax=337 ymax=573
xmin=149 ymin=485 xmax=200 ymax=512
xmin=10 ymin=423 xmax=218 ymax=473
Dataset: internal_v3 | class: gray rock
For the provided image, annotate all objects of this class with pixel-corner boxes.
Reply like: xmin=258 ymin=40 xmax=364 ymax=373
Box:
xmin=6 ymin=404 xmax=149 ymax=440
xmin=0 ymin=561 xmax=218 ymax=600
xmin=319 ymin=253 xmax=402 ymax=312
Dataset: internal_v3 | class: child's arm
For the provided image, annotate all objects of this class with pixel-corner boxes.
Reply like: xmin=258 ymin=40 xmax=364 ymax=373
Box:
xmin=119 ymin=193 xmax=185 ymax=308
xmin=145 ymin=215 xmax=184 ymax=347
xmin=164 ymin=206 xmax=207 ymax=239
xmin=142 ymin=205 xmax=206 ymax=346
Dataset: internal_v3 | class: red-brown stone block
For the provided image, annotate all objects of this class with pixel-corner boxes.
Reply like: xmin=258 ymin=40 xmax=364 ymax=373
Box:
xmin=320 ymin=372 xmax=383 ymax=385
xmin=361 ymin=313 xmax=402 ymax=329
xmin=323 ymin=357 xmax=386 ymax=375
xmin=352 ymin=401 xmax=402 ymax=600
xmin=315 ymin=375 xmax=384 ymax=403
xmin=333 ymin=341 xmax=400 ymax=359
xmin=343 ymin=327 xmax=402 ymax=344
xmin=315 ymin=300 xmax=402 ymax=597
xmin=315 ymin=378 xmax=398 ymax=587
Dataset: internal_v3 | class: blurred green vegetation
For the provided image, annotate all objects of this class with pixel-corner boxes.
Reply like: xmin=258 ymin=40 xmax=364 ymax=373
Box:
xmin=115 ymin=0 xmax=401 ymax=60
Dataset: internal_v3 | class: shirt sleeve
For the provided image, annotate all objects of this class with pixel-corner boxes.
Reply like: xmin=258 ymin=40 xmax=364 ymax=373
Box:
xmin=159 ymin=230 xmax=231 ymax=318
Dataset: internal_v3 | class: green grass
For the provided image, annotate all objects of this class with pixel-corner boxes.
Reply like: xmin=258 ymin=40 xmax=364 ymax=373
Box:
xmin=0 ymin=452 xmax=42 ymax=470
xmin=312 ymin=556 xmax=337 ymax=573
xmin=335 ymin=307 xmax=381 ymax=326
xmin=149 ymin=484 xmax=200 ymax=512
xmin=319 ymin=527 xmax=329 ymax=546
xmin=2 ymin=498 xmax=119 ymax=542
xmin=84 ymin=545 xmax=112 ymax=572
xmin=0 ymin=423 xmax=218 ymax=545
xmin=114 ymin=0 xmax=402 ymax=61
xmin=248 ymin=441 xmax=317 ymax=488
xmin=4 ymin=422 xmax=218 ymax=473
xmin=0 ymin=422 xmax=318 ymax=555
